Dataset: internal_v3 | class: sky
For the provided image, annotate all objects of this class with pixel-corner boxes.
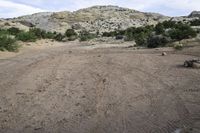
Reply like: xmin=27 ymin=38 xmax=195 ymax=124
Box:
xmin=0 ymin=0 xmax=200 ymax=18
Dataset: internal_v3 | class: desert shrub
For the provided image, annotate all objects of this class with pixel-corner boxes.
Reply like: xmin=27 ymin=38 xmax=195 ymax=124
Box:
xmin=54 ymin=33 xmax=65 ymax=41
xmin=174 ymin=43 xmax=183 ymax=50
xmin=147 ymin=35 xmax=169 ymax=48
xmin=0 ymin=35 xmax=19 ymax=52
xmin=155 ymin=23 xmax=164 ymax=35
xmin=29 ymin=28 xmax=58 ymax=40
xmin=68 ymin=35 xmax=77 ymax=41
xmin=135 ymin=33 xmax=148 ymax=46
xmin=190 ymin=19 xmax=200 ymax=26
xmin=7 ymin=27 xmax=21 ymax=35
xmin=29 ymin=28 xmax=45 ymax=39
xmin=102 ymin=31 xmax=117 ymax=37
xmin=115 ymin=35 xmax=124 ymax=40
xmin=79 ymin=31 xmax=96 ymax=41
xmin=65 ymin=29 xmax=77 ymax=37
xmin=162 ymin=21 xmax=176 ymax=29
xmin=168 ymin=24 xmax=197 ymax=40
xmin=44 ymin=32 xmax=55 ymax=39
xmin=125 ymin=29 xmax=134 ymax=41
xmin=102 ymin=32 xmax=111 ymax=37
xmin=0 ymin=29 xmax=9 ymax=35
xmin=16 ymin=31 xmax=37 ymax=42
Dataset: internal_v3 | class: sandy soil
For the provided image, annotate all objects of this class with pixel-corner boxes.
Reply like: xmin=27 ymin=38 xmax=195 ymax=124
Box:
xmin=0 ymin=41 xmax=200 ymax=133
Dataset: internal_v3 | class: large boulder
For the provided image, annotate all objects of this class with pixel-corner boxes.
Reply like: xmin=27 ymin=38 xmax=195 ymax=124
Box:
xmin=193 ymin=62 xmax=200 ymax=69
xmin=184 ymin=59 xmax=200 ymax=68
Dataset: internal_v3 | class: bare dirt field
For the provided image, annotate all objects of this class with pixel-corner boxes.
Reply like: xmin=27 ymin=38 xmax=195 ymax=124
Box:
xmin=0 ymin=42 xmax=200 ymax=133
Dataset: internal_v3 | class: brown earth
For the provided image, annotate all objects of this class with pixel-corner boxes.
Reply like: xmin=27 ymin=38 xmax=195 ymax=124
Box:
xmin=0 ymin=42 xmax=200 ymax=133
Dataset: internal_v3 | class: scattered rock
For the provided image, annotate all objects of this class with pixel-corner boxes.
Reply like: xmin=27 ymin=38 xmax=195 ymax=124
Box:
xmin=184 ymin=59 xmax=200 ymax=68
xmin=34 ymin=127 xmax=42 ymax=131
xmin=193 ymin=62 xmax=200 ymax=69
xmin=162 ymin=52 xmax=167 ymax=56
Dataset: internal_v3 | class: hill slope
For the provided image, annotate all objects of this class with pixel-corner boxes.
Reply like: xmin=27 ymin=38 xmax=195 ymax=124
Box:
xmin=12 ymin=6 xmax=170 ymax=33
xmin=1 ymin=6 xmax=200 ymax=34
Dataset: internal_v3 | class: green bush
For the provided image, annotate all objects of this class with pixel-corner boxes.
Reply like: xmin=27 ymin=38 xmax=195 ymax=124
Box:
xmin=125 ymin=30 xmax=134 ymax=41
xmin=190 ymin=19 xmax=200 ymax=26
xmin=79 ymin=31 xmax=96 ymax=41
xmin=102 ymin=31 xmax=117 ymax=37
xmin=168 ymin=24 xmax=197 ymax=40
xmin=8 ymin=27 xmax=21 ymax=35
xmin=174 ymin=43 xmax=183 ymax=50
xmin=162 ymin=21 xmax=176 ymax=29
xmin=147 ymin=35 xmax=169 ymax=48
xmin=155 ymin=23 xmax=165 ymax=35
xmin=65 ymin=29 xmax=77 ymax=37
xmin=29 ymin=28 xmax=45 ymax=39
xmin=16 ymin=31 xmax=37 ymax=42
xmin=0 ymin=29 xmax=9 ymax=35
xmin=68 ymin=35 xmax=77 ymax=41
xmin=44 ymin=32 xmax=55 ymax=39
xmin=54 ymin=33 xmax=65 ymax=41
xmin=134 ymin=32 xmax=149 ymax=46
xmin=0 ymin=35 xmax=19 ymax=52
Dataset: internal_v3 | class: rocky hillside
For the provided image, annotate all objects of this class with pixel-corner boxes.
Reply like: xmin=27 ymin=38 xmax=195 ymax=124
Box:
xmin=1 ymin=6 xmax=200 ymax=34
xmin=188 ymin=11 xmax=200 ymax=18
xmin=10 ymin=6 xmax=169 ymax=33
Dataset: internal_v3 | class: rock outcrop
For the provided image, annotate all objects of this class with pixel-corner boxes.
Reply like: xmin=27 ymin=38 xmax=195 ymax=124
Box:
xmin=1 ymin=6 xmax=199 ymax=34
xmin=11 ymin=6 xmax=170 ymax=33
xmin=188 ymin=11 xmax=200 ymax=18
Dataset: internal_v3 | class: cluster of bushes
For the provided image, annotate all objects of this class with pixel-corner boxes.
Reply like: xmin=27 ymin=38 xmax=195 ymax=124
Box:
xmin=0 ymin=35 xmax=19 ymax=52
xmin=0 ymin=28 xmax=19 ymax=52
xmin=102 ymin=20 xmax=197 ymax=48
xmin=0 ymin=20 xmax=198 ymax=52
xmin=79 ymin=30 xmax=97 ymax=41
xmin=190 ymin=19 xmax=200 ymax=26
xmin=0 ymin=27 xmax=74 ymax=52
xmin=0 ymin=26 xmax=97 ymax=52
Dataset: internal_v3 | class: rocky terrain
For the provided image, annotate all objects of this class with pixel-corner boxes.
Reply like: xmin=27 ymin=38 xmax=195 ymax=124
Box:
xmin=2 ymin=6 xmax=171 ymax=33
xmin=1 ymin=6 xmax=200 ymax=34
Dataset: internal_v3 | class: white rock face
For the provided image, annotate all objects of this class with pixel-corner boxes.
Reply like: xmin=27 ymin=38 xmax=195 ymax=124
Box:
xmin=11 ymin=6 xmax=170 ymax=33
xmin=1 ymin=6 xmax=199 ymax=34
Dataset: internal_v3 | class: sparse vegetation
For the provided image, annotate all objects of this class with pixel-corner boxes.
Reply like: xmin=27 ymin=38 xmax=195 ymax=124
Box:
xmin=190 ymin=19 xmax=200 ymax=26
xmin=79 ymin=31 xmax=96 ymax=41
xmin=16 ymin=31 xmax=37 ymax=42
xmin=7 ymin=27 xmax=21 ymax=35
xmin=174 ymin=43 xmax=183 ymax=50
xmin=147 ymin=35 xmax=169 ymax=48
xmin=65 ymin=29 xmax=77 ymax=37
xmin=65 ymin=29 xmax=78 ymax=41
xmin=0 ymin=18 xmax=198 ymax=52
xmin=0 ymin=35 xmax=19 ymax=52
xmin=54 ymin=33 xmax=65 ymax=42
xmin=102 ymin=20 xmax=197 ymax=48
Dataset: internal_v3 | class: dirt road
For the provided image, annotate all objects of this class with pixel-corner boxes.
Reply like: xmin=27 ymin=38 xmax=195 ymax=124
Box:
xmin=0 ymin=43 xmax=200 ymax=133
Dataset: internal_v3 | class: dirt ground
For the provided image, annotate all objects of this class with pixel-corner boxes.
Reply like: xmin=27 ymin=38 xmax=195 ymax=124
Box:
xmin=0 ymin=42 xmax=200 ymax=133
